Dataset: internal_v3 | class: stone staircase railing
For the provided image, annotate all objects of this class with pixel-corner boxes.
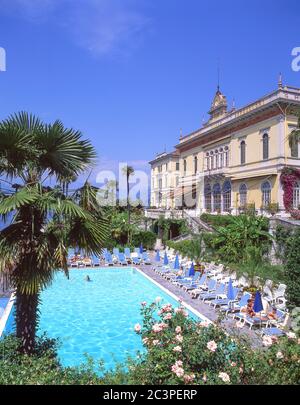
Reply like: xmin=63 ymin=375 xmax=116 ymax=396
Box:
xmin=182 ymin=210 xmax=214 ymax=233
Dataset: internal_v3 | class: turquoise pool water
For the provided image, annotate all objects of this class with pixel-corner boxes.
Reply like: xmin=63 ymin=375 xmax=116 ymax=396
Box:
xmin=30 ymin=267 xmax=200 ymax=371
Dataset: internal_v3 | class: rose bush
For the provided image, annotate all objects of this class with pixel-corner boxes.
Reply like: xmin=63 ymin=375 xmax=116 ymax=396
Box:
xmin=127 ymin=301 xmax=300 ymax=385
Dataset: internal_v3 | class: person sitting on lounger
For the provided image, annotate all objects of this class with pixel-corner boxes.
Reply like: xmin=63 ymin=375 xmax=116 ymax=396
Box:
xmin=241 ymin=298 xmax=255 ymax=317
xmin=267 ymin=307 xmax=278 ymax=320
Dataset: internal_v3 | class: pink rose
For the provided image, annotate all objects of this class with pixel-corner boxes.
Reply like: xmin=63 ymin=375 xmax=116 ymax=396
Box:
xmin=164 ymin=313 xmax=172 ymax=321
xmin=276 ymin=351 xmax=284 ymax=359
xmin=134 ymin=323 xmax=141 ymax=333
xmin=218 ymin=372 xmax=230 ymax=383
xmin=175 ymin=326 xmax=182 ymax=334
xmin=183 ymin=374 xmax=195 ymax=383
xmin=175 ymin=334 xmax=183 ymax=343
xmin=262 ymin=336 xmax=273 ymax=347
xmin=207 ymin=340 xmax=218 ymax=352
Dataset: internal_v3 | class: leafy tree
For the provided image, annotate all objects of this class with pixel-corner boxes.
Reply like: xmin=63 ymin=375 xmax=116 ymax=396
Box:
xmin=0 ymin=112 xmax=109 ymax=354
xmin=208 ymin=215 xmax=271 ymax=262
xmin=232 ymin=246 xmax=285 ymax=289
xmin=284 ymin=229 xmax=300 ymax=310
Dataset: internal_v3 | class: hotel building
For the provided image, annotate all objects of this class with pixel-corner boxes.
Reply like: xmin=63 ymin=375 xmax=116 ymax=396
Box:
xmin=149 ymin=80 xmax=300 ymax=218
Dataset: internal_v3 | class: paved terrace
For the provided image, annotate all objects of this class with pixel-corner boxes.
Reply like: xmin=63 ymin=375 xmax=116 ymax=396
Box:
xmin=136 ymin=257 xmax=263 ymax=348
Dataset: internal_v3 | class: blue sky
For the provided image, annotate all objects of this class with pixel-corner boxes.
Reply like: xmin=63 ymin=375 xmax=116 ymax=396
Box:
xmin=0 ymin=0 xmax=300 ymax=183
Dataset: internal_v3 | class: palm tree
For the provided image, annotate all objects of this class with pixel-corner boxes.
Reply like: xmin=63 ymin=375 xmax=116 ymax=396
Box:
xmin=122 ymin=165 xmax=135 ymax=227
xmin=288 ymin=113 xmax=300 ymax=152
xmin=0 ymin=112 xmax=109 ymax=354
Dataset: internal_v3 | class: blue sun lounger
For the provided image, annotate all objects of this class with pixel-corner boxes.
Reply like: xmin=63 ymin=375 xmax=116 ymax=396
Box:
xmin=142 ymin=252 xmax=151 ymax=265
xmin=208 ymin=287 xmax=240 ymax=308
xmin=190 ymin=277 xmax=214 ymax=298
xmin=132 ymin=256 xmax=141 ymax=265
xmin=220 ymin=293 xmax=251 ymax=316
xmin=182 ymin=274 xmax=205 ymax=292
xmin=92 ymin=254 xmax=101 ymax=267
xmin=261 ymin=327 xmax=286 ymax=337
xmin=202 ymin=283 xmax=226 ymax=302
xmin=104 ymin=252 xmax=114 ymax=266
xmin=234 ymin=313 xmax=269 ymax=329
xmin=124 ymin=247 xmax=131 ymax=261
xmin=177 ymin=272 xmax=201 ymax=289
xmin=118 ymin=253 xmax=127 ymax=266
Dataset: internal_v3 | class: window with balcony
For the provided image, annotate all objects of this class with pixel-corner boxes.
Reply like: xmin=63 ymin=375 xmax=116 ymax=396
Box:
xmin=293 ymin=182 xmax=300 ymax=208
xmin=261 ymin=181 xmax=271 ymax=207
xmin=239 ymin=183 xmax=247 ymax=207
xmin=204 ymin=184 xmax=212 ymax=212
xmin=222 ymin=181 xmax=231 ymax=212
xmin=262 ymin=133 xmax=269 ymax=160
xmin=240 ymin=140 xmax=246 ymax=165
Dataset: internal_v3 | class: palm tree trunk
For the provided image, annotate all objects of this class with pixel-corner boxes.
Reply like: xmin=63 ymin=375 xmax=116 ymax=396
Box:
xmin=15 ymin=289 xmax=39 ymax=354
xmin=127 ymin=176 xmax=131 ymax=226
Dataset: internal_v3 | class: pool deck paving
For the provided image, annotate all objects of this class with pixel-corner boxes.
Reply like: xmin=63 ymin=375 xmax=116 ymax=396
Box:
xmin=137 ymin=262 xmax=263 ymax=348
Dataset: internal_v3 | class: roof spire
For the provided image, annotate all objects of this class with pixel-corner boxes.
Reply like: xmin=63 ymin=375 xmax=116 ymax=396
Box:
xmin=232 ymin=98 xmax=236 ymax=111
xmin=180 ymin=128 xmax=183 ymax=139
xmin=278 ymin=72 xmax=283 ymax=89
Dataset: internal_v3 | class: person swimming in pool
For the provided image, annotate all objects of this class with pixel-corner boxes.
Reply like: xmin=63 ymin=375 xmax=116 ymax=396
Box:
xmin=85 ymin=275 xmax=91 ymax=282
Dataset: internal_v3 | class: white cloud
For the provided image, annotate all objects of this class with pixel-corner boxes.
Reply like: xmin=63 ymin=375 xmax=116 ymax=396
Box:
xmin=0 ymin=0 xmax=150 ymax=56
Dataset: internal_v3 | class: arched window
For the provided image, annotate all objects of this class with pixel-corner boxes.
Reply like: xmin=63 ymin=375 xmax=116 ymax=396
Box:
xmin=194 ymin=156 xmax=198 ymax=174
xmin=210 ymin=151 xmax=214 ymax=170
xmin=224 ymin=146 xmax=229 ymax=167
xmin=213 ymin=183 xmax=221 ymax=212
xmin=293 ymin=182 xmax=300 ymax=209
xmin=205 ymin=153 xmax=210 ymax=171
xmin=222 ymin=181 xmax=231 ymax=212
xmin=215 ymin=150 xmax=219 ymax=169
xmin=291 ymin=138 xmax=299 ymax=158
xmin=239 ymin=183 xmax=247 ymax=207
xmin=262 ymin=133 xmax=269 ymax=160
xmin=219 ymin=148 xmax=224 ymax=168
xmin=240 ymin=140 xmax=246 ymax=165
xmin=261 ymin=181 xmax=271 ymax=207
xmin=204 ymin=184 xmax=212 ymax=212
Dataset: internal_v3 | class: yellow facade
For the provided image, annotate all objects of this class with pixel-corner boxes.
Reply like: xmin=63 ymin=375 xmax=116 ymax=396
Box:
xmin=150 ymin=83 xmax=300 ymax=216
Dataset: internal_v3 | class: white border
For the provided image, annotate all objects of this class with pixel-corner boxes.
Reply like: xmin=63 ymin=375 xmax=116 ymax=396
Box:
xmin=0 ymin=293 xmax=15 ymax=338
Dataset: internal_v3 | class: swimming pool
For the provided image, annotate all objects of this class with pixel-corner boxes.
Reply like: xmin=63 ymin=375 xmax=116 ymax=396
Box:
xmin=3 ymin=267 xmax=203 ymax=371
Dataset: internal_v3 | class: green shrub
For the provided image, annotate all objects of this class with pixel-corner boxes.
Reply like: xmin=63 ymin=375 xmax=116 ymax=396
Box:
xmin=200 ymin=213 xmax=235 ymax=227
xmin=284 ymin=229 xmax=300 ymax=310
xmin=132 ymin=231 xmax=157 ymax=250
